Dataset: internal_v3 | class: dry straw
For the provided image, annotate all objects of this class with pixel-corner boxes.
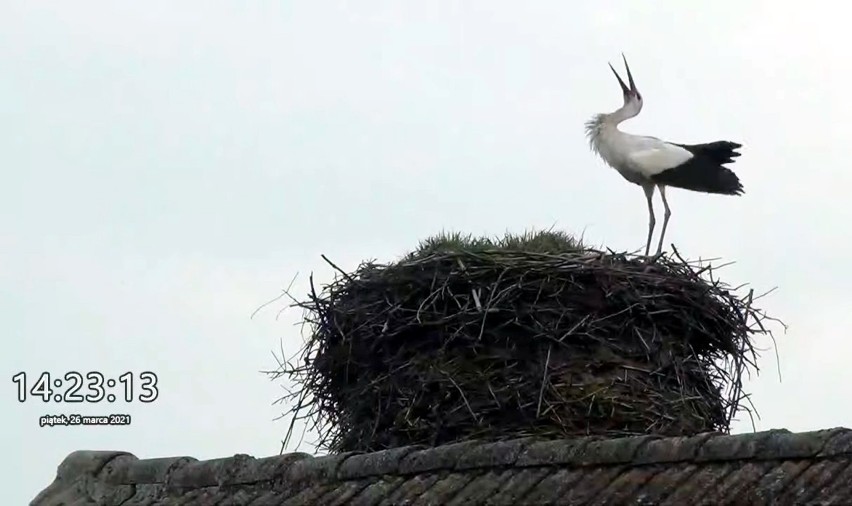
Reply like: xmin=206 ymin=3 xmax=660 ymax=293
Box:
xmin=269 ymin=231 xmax=775 ymax=453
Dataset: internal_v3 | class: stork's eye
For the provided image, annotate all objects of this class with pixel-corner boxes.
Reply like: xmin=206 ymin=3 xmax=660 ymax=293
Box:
xmin=637 ymin=93 xmax=642 ymax=101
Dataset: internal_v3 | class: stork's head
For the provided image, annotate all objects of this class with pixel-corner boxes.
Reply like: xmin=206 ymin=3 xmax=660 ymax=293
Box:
xmin=609 ymin=54 xmax=643 ymax=118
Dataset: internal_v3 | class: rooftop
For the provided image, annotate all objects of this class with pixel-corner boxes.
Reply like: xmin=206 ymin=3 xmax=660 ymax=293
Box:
xmin=31 ymin=427 xmax=852 ymax=505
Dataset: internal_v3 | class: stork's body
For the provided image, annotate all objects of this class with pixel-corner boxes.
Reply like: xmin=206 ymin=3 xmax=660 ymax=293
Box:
xmin=586 ymin=56 xmax=743 ymax=257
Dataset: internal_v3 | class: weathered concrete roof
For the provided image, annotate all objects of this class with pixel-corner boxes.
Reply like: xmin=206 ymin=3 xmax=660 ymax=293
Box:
xmin=31 ymin=427 xmax=852 ymax=505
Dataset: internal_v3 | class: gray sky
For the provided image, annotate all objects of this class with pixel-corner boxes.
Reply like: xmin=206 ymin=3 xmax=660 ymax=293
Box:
xmin=3 ymin=1 xmax=851 ymax=502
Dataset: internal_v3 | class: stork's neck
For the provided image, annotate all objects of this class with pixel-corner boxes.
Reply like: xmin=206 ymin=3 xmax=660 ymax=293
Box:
xmin=605 ymin=103 xmax=639 ymax=127
xmin=584 ymin=103 xmax=642 ymax=165
xmin=585 ymin=102 xmax=639 ymax=145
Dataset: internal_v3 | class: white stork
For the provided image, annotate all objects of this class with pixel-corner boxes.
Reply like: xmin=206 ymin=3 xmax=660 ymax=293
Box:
xmin=585 ymin=55 xmax=743 ymax=257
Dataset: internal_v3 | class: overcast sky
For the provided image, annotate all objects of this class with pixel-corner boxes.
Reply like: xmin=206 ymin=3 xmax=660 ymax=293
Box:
xmin=4 ymin=1 xmax=851 ymax=502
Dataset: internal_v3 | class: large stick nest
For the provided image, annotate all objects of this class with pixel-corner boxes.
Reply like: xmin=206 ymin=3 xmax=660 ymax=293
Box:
xmin=271 ymin=231 xmax=773 ymax=454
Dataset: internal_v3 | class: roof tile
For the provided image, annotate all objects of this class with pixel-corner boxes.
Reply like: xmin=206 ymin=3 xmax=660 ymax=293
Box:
xmin=413 ymin=472 xmax=475 ymax=506
xmin=574 ymin=435 xmax=659 ymax=466
xmin=455 ymin=438 xmax=533 ymax=470
xmin=711 ymin=461 xmax=777 ymax=504
xmin=109 ymin=455 xmax=196 ymax=485
xmin=121 ymin=483 xmax=166 ymax=505
xmin=94 ymin=454 xmax=137 ymax=502
xmin=379 ymin=472 xmax=444 ymax=505
xmin=338 ymin=445 xmax=422 ymax=480
xmin=280 ymin=483 xmax=337 ymax=506
xmin=487 ymin=467 xmax=550 ymax=505
xmin=784 ymin=459 xmax=849 ymax=504
xmin=693 ymin=432 xmax=746 ymax=462
xmin=30 ymin=429 xmax=852 ymax=505
xmin=633 ymin=464 xmax=699 ymax=504
xmin=446 ymin=470 xmax=513 ymax=506
xmin=318 ymin=480 xmax=373 ymax=506
xmin=552 ymin=466 xmax=624 ymax=505
xmin=220 ymin=453 xmax=311 ymax=487
xmin=171 ymin=487 xmax=220 ymax=506
xmin=819 ymin=429 xmax=852 ymax=457
xmin=693 ymin=429 xmax=819 ymax=463
xmin=660 ymin=463 xmax=736 ymax=505
xmin=590 ymin=465 xmax=661 ymax=505
xmin=744 ymin=429 xmax=833 ymax=460
xmin=69 ymin=450 xmax=135 ymax=476
xmin=520 ymin=468 xmax=586 ymax=504
xmin=247 ymin=490 xmax=292 ymax=506
xmin=634 ymin=432 xmax=717 ymax=464
xmin=348 ymin=476 xmax=406 ymax=506
xmin=515 ymin=435 xmax=594 ymax=466
xmin=398 ymin=440 xmax=482 ymax=475
xmin=217 ymin=454 xmax=259 ymax=486
xmin=165 ymin=457 xmax=234 ymax=489
xmin=91 ymin=483 xmax=135 ymax=505
xmin=753 ymin=459 xmax=812 ymax=500
xmin=816 ymin=461 xmax=852 ymax=503
xmin=283 ymin=452 xmax=357 ymax=486
xmin=214 ymin=487 xmax=260 ymax=505
xmin=753 ymin=428 xmax=845 ymax=460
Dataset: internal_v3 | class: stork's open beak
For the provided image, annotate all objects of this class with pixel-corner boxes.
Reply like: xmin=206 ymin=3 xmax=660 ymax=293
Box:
xmin=608 ymin=54 xmax=638 ymax=97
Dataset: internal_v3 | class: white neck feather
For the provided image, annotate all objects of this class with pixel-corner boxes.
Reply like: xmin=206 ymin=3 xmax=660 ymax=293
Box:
xmin=584 ymin=102 xmax=640 ymax=159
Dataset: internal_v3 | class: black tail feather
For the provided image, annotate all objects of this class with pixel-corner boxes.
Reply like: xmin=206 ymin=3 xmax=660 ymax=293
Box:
xmin=653 ymin=141 xmax=744 ymax=195
xmin=674 ymin=141 xmax=742 ymax=165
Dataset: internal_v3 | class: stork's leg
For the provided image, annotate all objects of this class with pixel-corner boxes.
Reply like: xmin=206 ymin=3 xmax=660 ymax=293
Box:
xmin=642 ymin=183 xmax=656 ymax=257
xmin=655 ymin=185 xmax=672 ymax=256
